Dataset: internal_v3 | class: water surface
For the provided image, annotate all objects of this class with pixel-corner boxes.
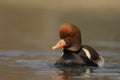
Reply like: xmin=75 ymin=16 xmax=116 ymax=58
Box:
xmin=0 ymin=50 xmax=119 ymax=80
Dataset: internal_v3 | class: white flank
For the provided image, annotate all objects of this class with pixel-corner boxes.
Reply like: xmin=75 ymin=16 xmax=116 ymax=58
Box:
xmin=82 ymin=48 xmax=91 ymax=59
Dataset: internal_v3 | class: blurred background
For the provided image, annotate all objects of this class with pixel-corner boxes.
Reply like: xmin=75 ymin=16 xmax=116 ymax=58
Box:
xmin=0 ymin=0 xmax=120 ymax=51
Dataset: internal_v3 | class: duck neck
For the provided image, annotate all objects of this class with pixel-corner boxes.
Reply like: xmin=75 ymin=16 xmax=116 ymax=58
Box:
xmin=67 ymin=45 xmax=81 ymax=51
xmin=67 ymin=40 xmax=81 ymax=51
xmin=64 ymin=45 xmax=83 ymax=54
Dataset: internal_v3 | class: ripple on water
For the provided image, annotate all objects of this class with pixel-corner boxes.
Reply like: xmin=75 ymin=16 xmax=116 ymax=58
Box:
xmin=0 ymin=50 xmax=119 ymax=80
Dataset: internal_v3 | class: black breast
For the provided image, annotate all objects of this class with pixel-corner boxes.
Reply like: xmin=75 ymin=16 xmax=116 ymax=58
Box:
xmin=55 ymin=48 xmax=85 ymax=66
xmin=55 ymin=45 xmax=100 ymax=67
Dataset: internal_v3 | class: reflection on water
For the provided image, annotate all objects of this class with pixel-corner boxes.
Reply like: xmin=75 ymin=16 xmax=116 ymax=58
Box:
xmin=0 ymin=51 xmax=119 ymax=80
xmin=55 ymin=66 xmax=93 ymax=80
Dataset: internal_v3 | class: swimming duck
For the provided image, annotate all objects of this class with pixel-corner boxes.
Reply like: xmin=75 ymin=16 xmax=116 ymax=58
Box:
xmin=52 ymin=23 xmax=104 ymax=67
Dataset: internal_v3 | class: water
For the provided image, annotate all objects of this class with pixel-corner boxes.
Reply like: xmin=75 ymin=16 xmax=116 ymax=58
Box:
xmin=0 ymin=50 xmax=119 ymax=80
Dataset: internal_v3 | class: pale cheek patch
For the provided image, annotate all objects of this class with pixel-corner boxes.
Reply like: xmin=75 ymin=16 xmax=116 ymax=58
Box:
xmin=82 ymin=48 xmax=91 ymax=59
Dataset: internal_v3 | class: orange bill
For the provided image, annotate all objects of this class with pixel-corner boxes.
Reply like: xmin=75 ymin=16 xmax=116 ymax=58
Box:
xmin=52 ymin=39 xmax=67 ymax=50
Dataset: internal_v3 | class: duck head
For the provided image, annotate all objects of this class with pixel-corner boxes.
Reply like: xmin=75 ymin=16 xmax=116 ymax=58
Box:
xmin=52 ymin=23 xmax=82 ymax=51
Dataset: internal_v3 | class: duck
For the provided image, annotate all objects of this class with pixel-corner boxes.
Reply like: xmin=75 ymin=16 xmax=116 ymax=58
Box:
xmin=52 ymin=23 xmax=105 ymax=67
